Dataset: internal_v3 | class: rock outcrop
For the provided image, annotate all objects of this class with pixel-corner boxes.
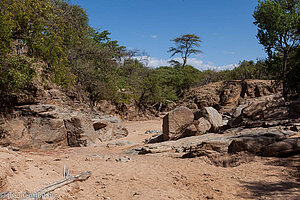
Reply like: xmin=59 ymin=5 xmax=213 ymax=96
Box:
xmin=227 ymin=94 xmax=300 ymax=129
xmin=183 ymin=80 xmax=281 ymax=114
xmin=0 ymin=104 xmax=128 ymax=150
xmin=0 ymin=73 xmax=130 ymax=150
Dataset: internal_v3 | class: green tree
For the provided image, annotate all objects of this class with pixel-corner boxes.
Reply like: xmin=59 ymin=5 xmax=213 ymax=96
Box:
xmin=253 ymin=0 xmax=300 ymax=99
xmin=168 ymin=34 xmax=202 ymax=68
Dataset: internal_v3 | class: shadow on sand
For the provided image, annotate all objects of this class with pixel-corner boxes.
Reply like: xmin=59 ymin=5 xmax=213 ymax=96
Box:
xmin=238 ymin=154 xmax=300 ymax=199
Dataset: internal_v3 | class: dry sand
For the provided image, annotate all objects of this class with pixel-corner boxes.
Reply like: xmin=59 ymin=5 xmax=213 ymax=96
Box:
xmin=1 ymin=120 xmax=299 ymax=200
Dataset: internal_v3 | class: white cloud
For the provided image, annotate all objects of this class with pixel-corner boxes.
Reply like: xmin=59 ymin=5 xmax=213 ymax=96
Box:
xmin=136 ymin=56 xmax=238 ymax=71
xmin=151 ymin=35 xmax=158 ymax=39
xmin=148 ymin=57 xmax=169 ymax=67
xmin=217 ymin=64 xmax=238 ymax=71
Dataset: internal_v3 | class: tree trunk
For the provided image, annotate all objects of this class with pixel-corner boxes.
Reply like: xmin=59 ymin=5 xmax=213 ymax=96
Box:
xmin=282 ymin=50 xmax=288 ymax=101
xmin=183 ymin=57 xmax=187 ymax=68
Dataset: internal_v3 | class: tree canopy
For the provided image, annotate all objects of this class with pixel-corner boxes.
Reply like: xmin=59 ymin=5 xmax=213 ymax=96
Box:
xmin=0 ymin=0 xmax=299 ymax=110
xmin=168 ymin=34 xmax=202 ymax=68
xmin=253 ymin=0 xmax=300 ymax=99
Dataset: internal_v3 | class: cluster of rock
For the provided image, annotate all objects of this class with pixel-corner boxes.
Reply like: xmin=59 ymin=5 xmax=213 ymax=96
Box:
xmin=145 ymin=106 xmax=223 ymax=144
xmin=130 ymin=92 xmax=300 ymax=163
xmin=162 ymin=106 xmax=222 ymax=140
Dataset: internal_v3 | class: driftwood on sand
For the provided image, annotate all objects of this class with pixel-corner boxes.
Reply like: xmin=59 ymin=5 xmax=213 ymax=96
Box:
xmin=18 ymin=171 xmax=91 ymax=200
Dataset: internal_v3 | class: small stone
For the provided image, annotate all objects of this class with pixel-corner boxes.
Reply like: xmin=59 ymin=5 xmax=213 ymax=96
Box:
xmin=85 ymin=157 xmax=93 ymax=161
xmin=118 ymin=156 xmax=131 ymax=162
xmin=101 ymin=194 xmax=111 ymax=200
xmin=26 ymin=158 xmax=33 ymax=162
xmin=11 ymin=167 xmax=17 ymax=172
xmin=133 ymin=192 xmax=142 ymax=196
xmin=145 ymin=130 xmax=162 ymax=134
xmin=103 ymin=155 xmax=111 ymax=161
xmin=7 ymin=146 xmax=20 ymax=151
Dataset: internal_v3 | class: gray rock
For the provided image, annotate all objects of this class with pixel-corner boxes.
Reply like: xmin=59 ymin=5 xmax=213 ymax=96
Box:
xmin=232 ymin=104 xmax=248 ymax=118
xmin=132 ymin=133 xmax=231 ymax=156
xmin=107 ymin=140 xmax=138 ymax=147
xmin=7 ymin=146 xmax=20 ymax=151
xmin=145 ymin=130 xmax=162 ymax=134
xmin=194 ymin=117 xmax=212 ymax=133
xmin=262 ymin=137 xmax=300 ymax=157
xmin=96 ymin=123 xmax=129 ymax=142
xmin=228 ymin=94 xmax=293 ymax=129
xmin=99 ymin=115 xmax=122 ymax=124
xmin=118 ymin=156 xmax=131 ymax=162
xmin=145 ymin=134 xmax=164 ymax=144
xmin=202 ymin=107 xmax=223 ymax=132
xmin=162 ymin=106 xmax=194 ymax=140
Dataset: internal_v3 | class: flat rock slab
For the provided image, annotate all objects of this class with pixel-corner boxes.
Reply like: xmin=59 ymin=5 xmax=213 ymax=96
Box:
xmin=107 ymin=140 xmax=138 ymax=147
xmin=129 ymin=127 xmax=298 ymax=158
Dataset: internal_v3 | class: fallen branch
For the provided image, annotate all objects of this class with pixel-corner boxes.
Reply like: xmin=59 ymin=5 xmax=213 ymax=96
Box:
xmin=0 ymin=191 xmax=9 ymax=199
xmin=22 ymin=171 xmax=91 ymax=200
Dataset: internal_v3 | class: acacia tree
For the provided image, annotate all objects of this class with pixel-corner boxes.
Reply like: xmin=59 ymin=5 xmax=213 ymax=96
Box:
xmin=168 ymin=34 xmax=202 ymax=68
xmin=253 ymin=0 xmax=300 ymax=99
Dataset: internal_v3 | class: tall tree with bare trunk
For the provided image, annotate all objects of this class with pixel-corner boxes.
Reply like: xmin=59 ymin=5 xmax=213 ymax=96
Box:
xmin=168 ymin=34 xmax=202 ymax=68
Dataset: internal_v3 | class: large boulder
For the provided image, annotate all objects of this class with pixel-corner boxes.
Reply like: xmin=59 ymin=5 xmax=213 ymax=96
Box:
xmin=194 ymin=117 xmax=211 ymax=133
xmin=162 ymin=106 xmax=194 ymax=140
xmin=242 ymin=94 xmax=286 ymax=120
xmin=195 ymin=107 xmax=222 ymax=132
xmin=96 ymin=122 xmax=129 ymax=142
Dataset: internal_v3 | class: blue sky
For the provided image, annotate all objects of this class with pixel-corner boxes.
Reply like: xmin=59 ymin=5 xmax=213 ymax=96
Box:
xmin=70 ymin=0 xmax=266 ymax=70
